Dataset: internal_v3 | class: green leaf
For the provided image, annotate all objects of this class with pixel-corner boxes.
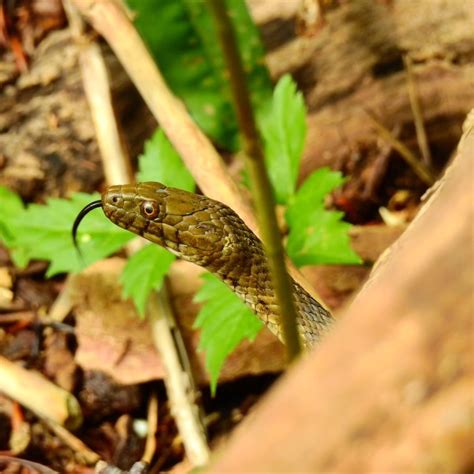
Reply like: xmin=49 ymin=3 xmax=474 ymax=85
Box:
xmin=120 ymin=245 xmax=176 ymax=317
xmin=137 ymin=129 xmax=195 ymax=191
xmin=0 ymin=186 xmax=24 ymax=247
xmin=193 ymin=273 xmax=263 ymax=395
xmin=130 ymin=129 xmax=192 ymax=316
xmin=126 ymin=0 xmax=272 ymax=149
xmin=260 ymin=74 xmax=307 ymax=204
xmin=286 ymin=168 xmax=362 ymax=266
xmin=6 ymin=193 xmax=133 ymax=276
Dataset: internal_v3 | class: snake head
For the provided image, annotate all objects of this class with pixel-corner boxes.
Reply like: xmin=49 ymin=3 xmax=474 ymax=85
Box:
xmin=102 ymin=182 xmax=226 ymax=265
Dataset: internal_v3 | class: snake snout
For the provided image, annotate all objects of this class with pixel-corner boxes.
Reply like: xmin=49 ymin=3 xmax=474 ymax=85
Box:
xmin=102 ymin=186 xmax=124 ymax=209
xmin=101 ymin=185 xmax=138 ymax=223
xmin=102 ymin=196 xmax=120 ymax=223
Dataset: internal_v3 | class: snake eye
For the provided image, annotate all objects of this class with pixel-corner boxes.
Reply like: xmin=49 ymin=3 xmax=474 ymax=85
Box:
xmin=141 ymin=200 xmax=159 ymax=219
xmin=112 ymin=196 xmax=119 ymax=204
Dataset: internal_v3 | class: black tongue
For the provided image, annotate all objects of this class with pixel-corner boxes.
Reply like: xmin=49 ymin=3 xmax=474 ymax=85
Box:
xmin=71 ymin=199 xmax=103 ymax=254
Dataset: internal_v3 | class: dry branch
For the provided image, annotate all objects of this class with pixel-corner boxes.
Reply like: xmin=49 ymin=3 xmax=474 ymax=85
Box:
xmin=0 ymin=355 xmax=83 ymax=430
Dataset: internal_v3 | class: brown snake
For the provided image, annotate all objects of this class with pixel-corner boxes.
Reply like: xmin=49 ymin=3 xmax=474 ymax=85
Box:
xmin=73 ymin=182 xmax=334 ymax=348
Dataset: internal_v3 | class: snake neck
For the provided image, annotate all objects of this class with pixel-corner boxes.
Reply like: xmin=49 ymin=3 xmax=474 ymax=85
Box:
xmin=206 ymin=233 xmax=283 ymax=339
xmin=204 ymin=228 xmax=333 ymax=349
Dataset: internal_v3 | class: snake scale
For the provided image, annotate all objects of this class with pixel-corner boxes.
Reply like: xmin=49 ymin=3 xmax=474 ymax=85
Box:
xmin=73 ymin=182 xmax=334 ymax=348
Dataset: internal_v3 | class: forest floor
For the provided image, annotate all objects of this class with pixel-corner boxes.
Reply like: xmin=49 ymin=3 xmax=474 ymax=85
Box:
xmin=0 ymin=0 xmax=471 ymax=472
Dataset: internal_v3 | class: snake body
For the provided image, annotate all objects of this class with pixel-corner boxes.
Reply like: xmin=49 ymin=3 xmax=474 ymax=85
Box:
xmin=76 ymin=182 xmax=333 ymax=348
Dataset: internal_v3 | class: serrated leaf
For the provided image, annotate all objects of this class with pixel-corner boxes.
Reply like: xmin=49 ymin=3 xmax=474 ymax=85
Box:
xmin=131 ymin=129 xmax=193 ymax=316
xmin=0 ymin=186 xmax=24 ymax=246
xmin=260 ymin=74 xmax=307 ymax=204
xmin=287 ymin=167 xmax=346 ymax=216
xmin=286 ymin=167 xmax=362 ymax=266
xmin=6 ymin=193 xmax=133 ymax=276
xmin=121 ymin=244 xmax=176 ymax=317
xmin=137 ymin=129 xmax=195 ymax=191
xmin=126 ymin=0 xmax=272 ymax=149
xmin=193 ymin=273 xmax=263 ymax=395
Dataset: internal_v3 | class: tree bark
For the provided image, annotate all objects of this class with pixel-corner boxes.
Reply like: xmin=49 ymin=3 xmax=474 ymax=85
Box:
xmin=207 ymin=111 xmax=474 ymax=473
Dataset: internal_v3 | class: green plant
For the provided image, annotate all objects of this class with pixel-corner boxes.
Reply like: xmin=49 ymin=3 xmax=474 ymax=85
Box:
xmin=0 ymin=75 xmax=360 ymax=392
xmin=126 ymin=0 xmax=272 ymax=150
xmin=0 ymin=0 xmax=361 ymax=392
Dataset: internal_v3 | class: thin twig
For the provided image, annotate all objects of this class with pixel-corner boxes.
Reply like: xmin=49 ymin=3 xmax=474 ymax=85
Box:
xmin=148 ymin=286 xmax=210 ymax=465
xmin=64 ymin=0 xmax=132 ymax=184
xmin=207 ymin=0 xmax=302 ymax=359
xmin=48 ymin=275 xmax=74 ymax=322
xmin=42 ymin=419 xmax=100 ymax=465
xmin=141 ymin=391 xmax=159 ymax=464
xmin=65 ymin=2 xmax=210 ymax=466
xmin=364 ymin=109 xmax=435 ymax=186
xmin=403 ymin=55 xmax=432 ymax=168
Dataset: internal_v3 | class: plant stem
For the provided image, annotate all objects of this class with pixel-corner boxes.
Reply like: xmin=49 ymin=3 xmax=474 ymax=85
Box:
xmin=207 ymin=0 xmax=302 ymax=360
